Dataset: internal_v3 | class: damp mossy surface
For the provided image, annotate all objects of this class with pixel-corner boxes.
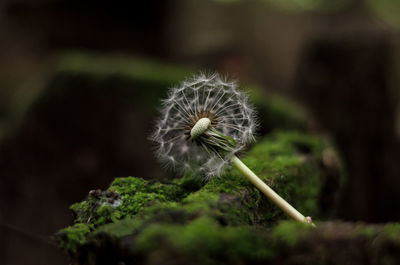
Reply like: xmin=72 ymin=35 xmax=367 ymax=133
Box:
xmin=56 ymin=130 xmax=337 ymax=261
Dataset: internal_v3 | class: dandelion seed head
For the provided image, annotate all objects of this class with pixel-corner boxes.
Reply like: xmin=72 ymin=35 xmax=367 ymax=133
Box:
xmin=150 ymin=72 xmax=258 ymax=178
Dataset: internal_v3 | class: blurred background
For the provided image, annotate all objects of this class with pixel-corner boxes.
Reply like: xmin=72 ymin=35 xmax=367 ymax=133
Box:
xmin=0 ymin=0 xmax=399 ymax=264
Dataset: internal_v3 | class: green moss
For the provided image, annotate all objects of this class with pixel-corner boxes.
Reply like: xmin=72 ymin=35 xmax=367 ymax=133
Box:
xmin=69 ymin=176 xmax=199 ymax=227
xmin=117 ymin=191 xmax=165 ymax=215
xmin=173 ymin=174 xmax=204 ymax=192
xmin=57 ymin=130 xmax=332 ymax=257
xmin=223 ymin=131 xmax=324 ymax=223
xmin=70 ymin=201 xmax=90 ymax=223
xmin=133 ymin=217 xmax=275 ymax=264
xmin=355 ymin=223 xmax=378 ymax=239
xmin=182 ymin=191 xmax=220 ymax=214
xmin=56 ymin=223 xmax=93 ymax=254
xmin=383 ymin=223 xmax=400 ymax=244
xmin=95 ymin=217 xmax=144 ymax=238
xmin=272 ymin=220 xmax=312 ymax=247
xmin=71 ymin=219 xmax=400 ymax=265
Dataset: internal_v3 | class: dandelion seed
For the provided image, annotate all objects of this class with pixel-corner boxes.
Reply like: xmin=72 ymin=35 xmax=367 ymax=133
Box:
xmin=150 ymin=72 xmax=257 ymax=178
xmin=150 ymin=72 xmax=315 ymax=226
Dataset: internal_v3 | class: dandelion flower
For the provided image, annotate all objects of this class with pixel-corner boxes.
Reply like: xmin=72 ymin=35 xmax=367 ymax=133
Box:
xmin=151 ymin=72 xmax=257 ymax=177
xmin=151 ymin=73 xmax=315 ymax=225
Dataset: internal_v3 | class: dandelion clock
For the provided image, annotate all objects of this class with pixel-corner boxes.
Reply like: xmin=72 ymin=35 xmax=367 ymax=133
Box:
xmin=151 ymin=73 xmax=314 ymax=225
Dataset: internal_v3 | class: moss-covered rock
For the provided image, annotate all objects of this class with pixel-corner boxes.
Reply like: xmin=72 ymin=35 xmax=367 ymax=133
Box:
xmin=56 ymin=130 xmax=344 ymax=264
xmin=57 ymin=219 xmax=400 ymax=265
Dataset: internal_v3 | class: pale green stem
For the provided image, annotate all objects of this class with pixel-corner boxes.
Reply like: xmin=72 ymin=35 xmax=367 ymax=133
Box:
xmin=190 ymin=117 xmax=315 ymax=226
xmin=231 ymin=155 xmax=315 ymax=227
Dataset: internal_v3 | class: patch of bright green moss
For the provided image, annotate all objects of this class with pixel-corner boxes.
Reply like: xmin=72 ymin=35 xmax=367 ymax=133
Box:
xmin=56 ymin=223 xmax=93 ymax=253
xmin=181 ymin=191 xmax=220 ymax=214
xmin=70 ymin=177 xmax=198 ymax=228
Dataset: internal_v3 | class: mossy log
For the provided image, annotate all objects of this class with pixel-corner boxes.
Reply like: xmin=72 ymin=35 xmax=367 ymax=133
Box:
xmin=63 ymin=220 xmax=400 ymax=265
xmin=56 ymin=130 xmax=346 ymax=264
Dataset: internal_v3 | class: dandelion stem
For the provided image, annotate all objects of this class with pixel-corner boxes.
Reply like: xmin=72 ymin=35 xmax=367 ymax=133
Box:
xmin=231 ymin=155 xmax=315 ymax=227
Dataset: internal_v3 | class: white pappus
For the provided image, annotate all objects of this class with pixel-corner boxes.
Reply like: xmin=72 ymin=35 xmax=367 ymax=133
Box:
xmin=150 ymin=72 xmax=258 ymax=178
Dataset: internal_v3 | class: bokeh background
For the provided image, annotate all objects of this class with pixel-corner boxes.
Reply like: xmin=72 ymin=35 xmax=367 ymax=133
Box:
xmin=0 ymin=0 xmax=400 ymax=264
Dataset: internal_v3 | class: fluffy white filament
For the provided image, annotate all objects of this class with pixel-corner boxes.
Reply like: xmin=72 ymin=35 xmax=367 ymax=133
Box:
xmin=150 ymin=73 xmax=258 ymax=178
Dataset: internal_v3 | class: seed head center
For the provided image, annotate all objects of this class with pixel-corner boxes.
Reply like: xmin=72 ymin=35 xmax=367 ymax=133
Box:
xmin=190 ymin=117 xmax=211 ymax=139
